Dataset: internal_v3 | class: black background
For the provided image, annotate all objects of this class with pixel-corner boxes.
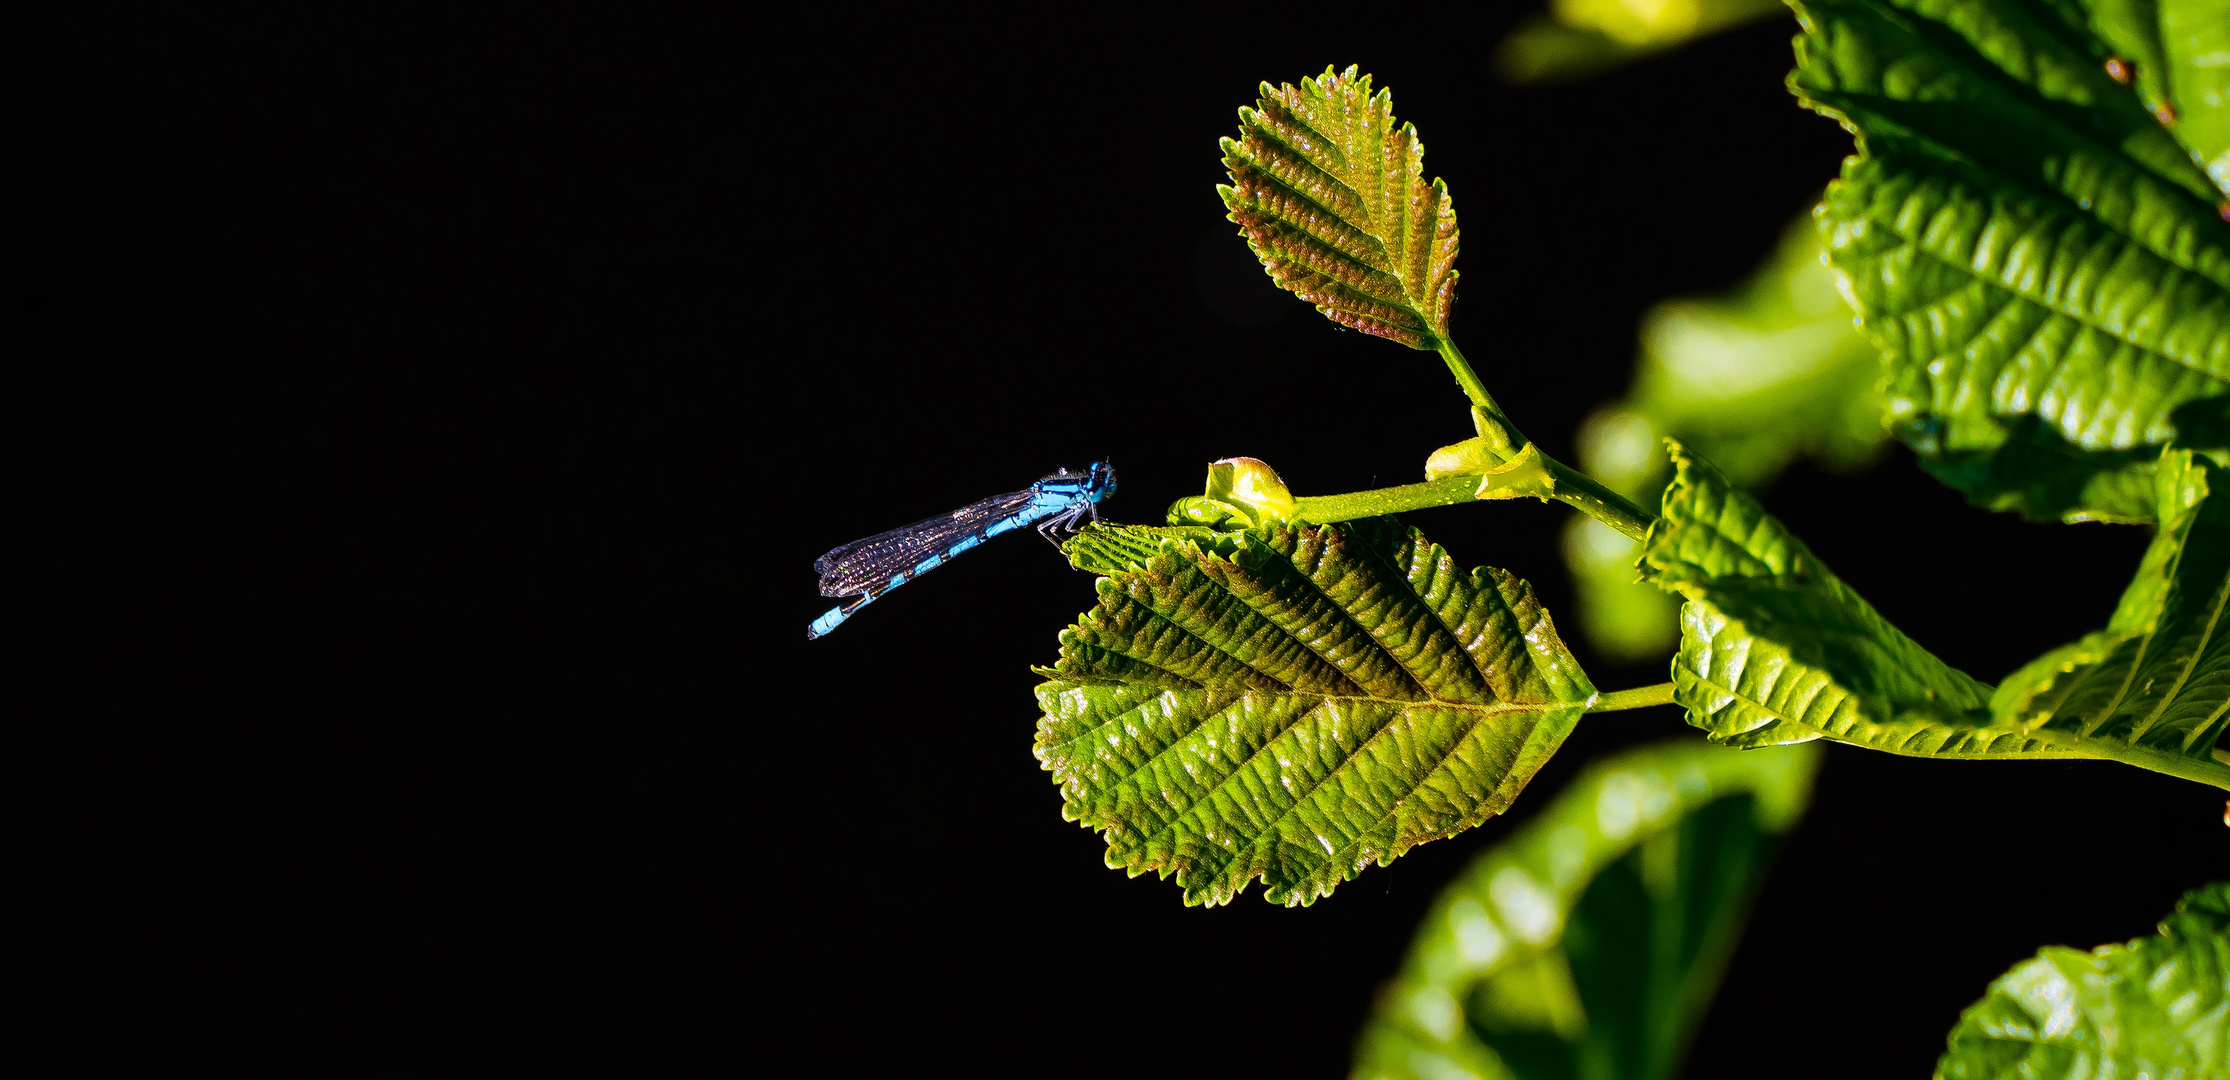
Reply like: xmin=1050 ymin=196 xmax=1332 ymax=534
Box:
xmin=30 ymin=5 xmax=2226 ymax=1076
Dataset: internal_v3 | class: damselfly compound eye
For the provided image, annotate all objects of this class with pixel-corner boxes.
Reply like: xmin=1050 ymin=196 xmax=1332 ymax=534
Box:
xmin=2105 ymin=57 xmax=2132 ymax=84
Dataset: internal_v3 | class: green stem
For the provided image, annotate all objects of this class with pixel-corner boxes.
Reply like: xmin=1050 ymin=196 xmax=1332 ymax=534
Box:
xmin=1290 ymin=341 xmax=1659 ymax=541
xmin=1588 ymin=683 xmax=1676 ymax=713
xmin=1436 ymin=340 xmax=1504 ymax=420
xmin=1545 ymin=458 xmax=1656 ymax=541
xmin=1293 ymin=476 xmax=1483 ymax=522
xmin=1291 ymin=450 xmax=1657 ymax=541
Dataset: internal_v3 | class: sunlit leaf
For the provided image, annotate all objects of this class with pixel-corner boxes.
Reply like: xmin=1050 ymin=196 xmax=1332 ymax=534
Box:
xmin=1642 ymin=442 xmax=2000 ymax=749
xmin=1353 ymin=739 xmax=1822 ymax=1080
xmin=1992 ymin=449 xmax=2230 ymax=762
xmin=1219 ymin=66 xmax=1458 ymax=350
xmin=1495 ymin=0 xmax=1789 ymax=85
xmin=2087 ymin=0 xmax=2230 ymax=198
xmin=1791 ymin=0 xmax=2230 ymax=522
xmin=1936 ymin=882 xmax=2230 ymax=1080
xmin=1643 ymin=442 xmax=2230 ymax=786
xmin=1034 ymin=518 xmax=1595 ymax=906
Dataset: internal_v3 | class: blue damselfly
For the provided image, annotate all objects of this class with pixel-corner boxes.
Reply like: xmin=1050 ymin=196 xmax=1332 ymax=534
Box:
xmin=807 ymin=462 xmax=1117 ymax=639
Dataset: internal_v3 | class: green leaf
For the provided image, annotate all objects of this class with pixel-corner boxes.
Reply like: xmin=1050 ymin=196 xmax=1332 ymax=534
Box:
xmin=1643 ymin=441 xmax=2230 ymax=787
xmin=1353 ymin=739 xmax=1823 ymax=1080
xmin=1936 ymin=882 xmax=2230 ymax=1080
xmin=1642 ymin=441 xmax=2000 ymax=747
xmin=1792 ymin=0 xmax=2230 ymax=522
xmin=2087 ymin=0 xmax=2230 ymax=196
xmin=1564 ymin=213 xmax=1883 ymax=663
xmin=1034 ymin=518 xmax=1595 ymax=907
xmin=1219 ymin=66 xmax=1458 ymax=350
xmin=2159 ymin=0 xmax=2230 ymax=199
xmin=1494 ymin=0 xmax=1789 ymax=85
xmin=1992 ymin=449 xmax=2230 ymax=761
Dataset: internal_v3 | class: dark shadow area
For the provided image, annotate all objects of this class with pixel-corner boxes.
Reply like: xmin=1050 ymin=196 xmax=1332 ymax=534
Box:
xmin=25 ymin=5 xmax=2226 ymax=1077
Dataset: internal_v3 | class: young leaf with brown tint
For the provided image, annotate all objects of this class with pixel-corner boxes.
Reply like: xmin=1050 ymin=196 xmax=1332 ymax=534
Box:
xmin=1219 ymin=65 xmax=1458 ymax=350
xmin=1034 ymin=519 xmax=1594 ymax=906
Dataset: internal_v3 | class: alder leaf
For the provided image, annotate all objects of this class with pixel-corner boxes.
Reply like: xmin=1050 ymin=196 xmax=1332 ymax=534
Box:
xmin=1992 ymin=449 xmax=2230 ymax=762
xmin=1641 ymin=441 xmax=2000 ymax=748
xmin=1219 ymin=66 xmax=1458 ymax=350
xmin=1792 ymin=0 xmax=2230 ymax=522
xmin=1354 ymin=739 xmax=1822 ymax=1080
xmin=1643 ymin=442 xmax=2230 ymax=786
xmin=1035 ymin=518 xmax=1594 ymax=907
xmin=1936 ymin=882 xmax=2230 ymax=1080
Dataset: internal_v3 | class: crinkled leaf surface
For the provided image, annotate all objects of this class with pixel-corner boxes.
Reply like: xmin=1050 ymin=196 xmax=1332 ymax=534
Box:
xmin=1792 ymin=0 xmax=2230 ymax=522
xmin=1219 ymin=66 xmax=1458 ymax=350
xmin=1354 ymin=740 xmax=1822 ymax=1080
xmin=1566 ymin=214 xmax=1881 ymax=663
xmin=1642 ymin=442 xmax=1999 ymax=750
xmin=1034 ymin=519 xmax=1594 ymax=907
xmin=1993 ymin=449 xmax=2230 ymax=762
xmin=1644 ymin=442 xmax=2230 ymax=785
xmin=1936 ymin=882 xmax=2230 ymax=1080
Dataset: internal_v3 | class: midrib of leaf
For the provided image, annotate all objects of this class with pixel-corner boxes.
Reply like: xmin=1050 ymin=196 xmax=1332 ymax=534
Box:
xmin=1676 ymin=660 xmax=2230 ymax=782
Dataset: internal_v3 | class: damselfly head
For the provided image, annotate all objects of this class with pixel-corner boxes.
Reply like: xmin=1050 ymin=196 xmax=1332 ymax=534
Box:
xmin=1086 ymin=461 xmax=1117 ymax=501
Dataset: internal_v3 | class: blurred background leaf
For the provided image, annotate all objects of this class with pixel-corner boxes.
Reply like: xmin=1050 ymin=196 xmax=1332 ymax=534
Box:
xmin=1564 ymin=212 xmax=1883 ymax=663
xmin=1353 ymin=739 xmax=1822 ymax=1080
xmin=1494 ymin=0 xmax=1791 ymax=85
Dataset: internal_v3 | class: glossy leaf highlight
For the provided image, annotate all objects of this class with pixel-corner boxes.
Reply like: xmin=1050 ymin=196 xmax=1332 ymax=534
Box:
xmin=1354 ymin=740 xmax=1822 ymax=1080
xmin=1035 ymin=519 xmax=1594 ymax=906
xmin=1936 ymin=882 xmax=2230 ymax=1080
xmin=1219 ymin=66 xmax=1458 ymax=350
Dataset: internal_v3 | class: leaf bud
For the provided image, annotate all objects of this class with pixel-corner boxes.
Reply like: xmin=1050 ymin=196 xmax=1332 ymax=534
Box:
xmin=1165 ymin=457 xmax=1297 ymax=529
